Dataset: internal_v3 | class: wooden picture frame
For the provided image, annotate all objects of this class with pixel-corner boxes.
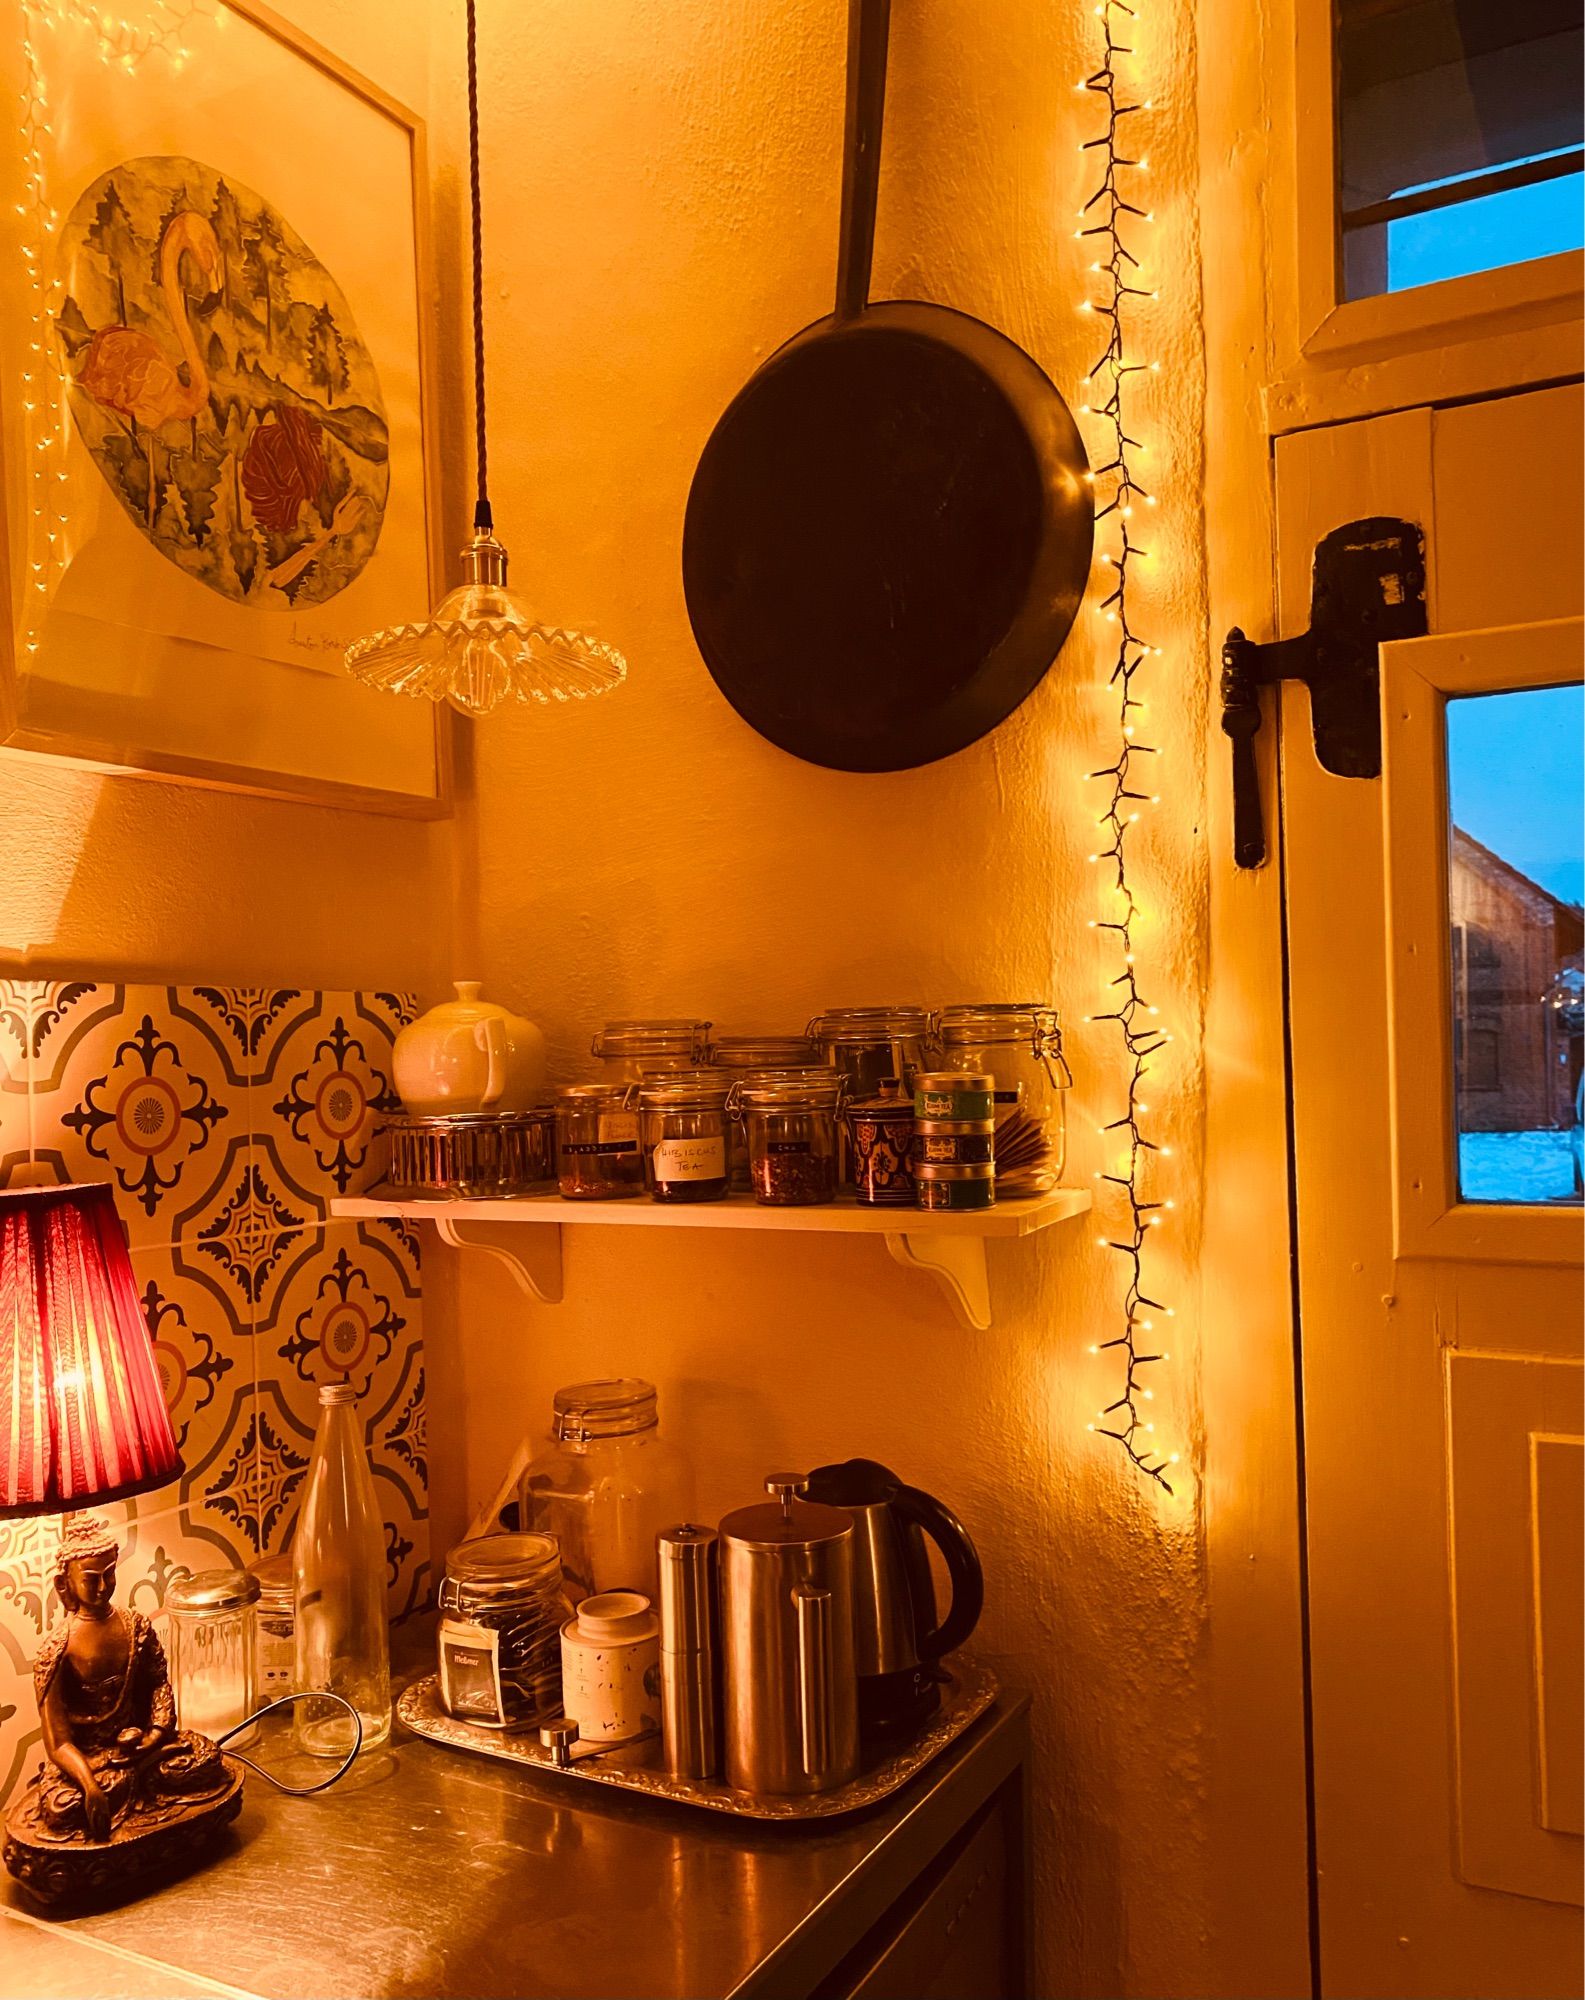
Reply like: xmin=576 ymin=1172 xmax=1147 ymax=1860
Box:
xmin=0 ymin=0 xmax=451 ymax=816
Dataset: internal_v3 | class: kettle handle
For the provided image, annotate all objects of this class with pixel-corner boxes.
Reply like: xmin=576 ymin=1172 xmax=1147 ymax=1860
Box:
xmin=793 ymin=1584 xmax=832 ymax=1777
xmin=889 ymin=1483 xmax=983 ymax=1662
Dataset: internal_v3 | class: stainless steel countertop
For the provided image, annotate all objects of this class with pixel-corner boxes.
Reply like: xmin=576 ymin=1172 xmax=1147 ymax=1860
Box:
xmin=2 ymin=1666 xmax=1028 ymax=2000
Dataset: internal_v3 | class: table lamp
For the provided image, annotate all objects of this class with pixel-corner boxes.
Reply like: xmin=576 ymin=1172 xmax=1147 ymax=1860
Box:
xmin=0 ymin=1182 xmax=255 ymax=1903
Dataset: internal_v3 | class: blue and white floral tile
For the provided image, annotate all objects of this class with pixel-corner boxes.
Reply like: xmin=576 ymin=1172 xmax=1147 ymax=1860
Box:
xmin=253 ymin=993 xmax=413 ymax=1220
xmin=129 ymin=1243 xmax=254 ymax=1517
xmin=27 ymin=985 xmax=248 ymax=1251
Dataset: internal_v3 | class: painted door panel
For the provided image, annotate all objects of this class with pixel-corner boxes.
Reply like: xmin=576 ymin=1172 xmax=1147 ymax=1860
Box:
xmin=1278 ymin=383 xmax=1584 ymax=1999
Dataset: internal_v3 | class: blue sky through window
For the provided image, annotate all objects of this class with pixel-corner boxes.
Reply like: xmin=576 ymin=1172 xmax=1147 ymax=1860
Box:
xmin=1387 ymin=150 xmax=1585 ymax=292
xmin=1447 ymin=685 xmax=1584 ymax=907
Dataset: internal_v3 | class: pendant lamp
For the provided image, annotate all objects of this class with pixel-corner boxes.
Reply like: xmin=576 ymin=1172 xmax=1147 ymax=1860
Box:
xmin=344 ymin=0 xmax=626 ymax=717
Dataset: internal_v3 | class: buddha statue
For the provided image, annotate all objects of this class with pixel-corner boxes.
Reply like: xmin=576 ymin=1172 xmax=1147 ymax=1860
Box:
xmin=28 ymin=1514 xmax=229 ymax=1844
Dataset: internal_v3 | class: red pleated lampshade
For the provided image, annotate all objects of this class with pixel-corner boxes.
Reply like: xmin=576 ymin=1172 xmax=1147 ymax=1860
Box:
xmin=0 ymin=1182 xmax=183 ymax=1518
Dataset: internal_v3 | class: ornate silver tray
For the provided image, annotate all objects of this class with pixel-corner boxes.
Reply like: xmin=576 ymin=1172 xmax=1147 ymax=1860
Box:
xmin=396 ymin=1660 xmax=998 ymax=1820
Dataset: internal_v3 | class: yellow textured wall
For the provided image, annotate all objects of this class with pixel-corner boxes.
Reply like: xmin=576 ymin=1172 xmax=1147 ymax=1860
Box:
xmin=439 ymin=3 xmax=1218 ymax=1995
xmin=0 ymin=0 xmax=462 ymax=993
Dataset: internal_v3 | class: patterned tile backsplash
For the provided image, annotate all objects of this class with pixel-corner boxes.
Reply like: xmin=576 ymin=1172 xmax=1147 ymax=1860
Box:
xmin=0 ymin=981 xmax=427 ymax=1808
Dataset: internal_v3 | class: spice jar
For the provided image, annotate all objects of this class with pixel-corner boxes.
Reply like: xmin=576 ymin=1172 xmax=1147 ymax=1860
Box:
xmin=639 ymin=1076 xmax=731 ymax=1203
xmin=930 ymin=1004 xmax=1072 ymax=1193
xmin=555 ymin=1082 xmax=645 ymax=1199
xmin=592 ymin=1020 xmax=712 ymax=1083
xmin=437 ymin=1532 xmax=570 ymax=1730
xmin=164 ymin=1569 xmax=261 ymax=1746
xmin=713 ymin=1061 xmax=831 ymax=1188
xmin=248 ymin=1552 xmax=295 ymax=1702
xmin=518 ymin=1378 xmax=687 ymax=1601
xmin=735 ymin=1075 xmax=843 ymax=1206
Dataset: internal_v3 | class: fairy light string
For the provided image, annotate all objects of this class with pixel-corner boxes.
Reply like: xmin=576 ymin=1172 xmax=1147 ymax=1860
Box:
xmin=1076 ymin=0 xmax=1178 ymax=1492
xmin=15 ymin=1 xmax=202 ymax=656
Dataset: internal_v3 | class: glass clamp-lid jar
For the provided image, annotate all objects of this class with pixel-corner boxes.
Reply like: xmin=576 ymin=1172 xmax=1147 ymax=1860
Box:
xmin=706 ymin=1033 xmax=819 ymax=1070
xmin=164 ymin=1568 xmax=261 ymax=1746
xmin=638 ymin=1075 xmax=731 ymax=1202
xmin=809 ymin=1006 xmax=931 ymax=1186
xmin=930 ymin=1003 xmax=1072 ymax=1193
xmin=436 ymin=1532 xmax=569 ymax=1730
xmin=519 ymin=1378 xmax=687 ymax=1600
xmin=733 ymin=1074 xmax=844 ymax=1205
xmin=555 ymin=1082 xmax=645 ymax=1199
xmin=592 ymin=1019 xmax=712 ymax=1083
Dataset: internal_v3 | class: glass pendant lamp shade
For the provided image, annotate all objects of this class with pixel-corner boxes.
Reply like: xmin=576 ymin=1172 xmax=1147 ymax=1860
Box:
xmin=0 ymin=1183 xmax=182 ymax=1518
xmin=343 ymin=0 xmax=626 ymax=719
xmin=345 ymin=531 xmax=627 ymax=718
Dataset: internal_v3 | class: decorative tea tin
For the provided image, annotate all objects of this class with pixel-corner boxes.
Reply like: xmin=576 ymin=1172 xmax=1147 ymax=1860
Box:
xmin=843 ymin=1097 xmax=916 ymax=1206
xmin=913 ymin=1071 xmax=996 ymax=1123
xmin=913 ymin=1161 xmax=996 ymax=1211
xmin=912 ymin=1124 xmax=995 ymax=1167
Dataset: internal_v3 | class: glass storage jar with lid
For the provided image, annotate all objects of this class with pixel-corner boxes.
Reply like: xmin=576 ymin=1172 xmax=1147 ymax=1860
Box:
xmin=247 ymin=1551 xmax=295 ymax=1701
xmin=807 ymin=1006 xmax=931 ymax=1099
xmin=517 ymin=1379 xmax=687 ymax=1601
xmin=709 ymin=1057 xmax=830 ymax=1188
xmin=555 ymin=1082 xmax=645 ymax=1199
xmin=734 ymin=1074 xmax=844 ymax=1205
xmin=706 ymin=1033 xmax=819 ymax=1070
xmin=592 ymin=1019 xmax=712 ymax=1083
xmin=930 ymin=1003 xmax=1072 ymax=1191
xmin=164 ymin=1569 xmax=260 ymax=1746
xmin=436 ymin=1532 xmax=570 ymax=1729
xmin=638 ymin=1075 xmax=731 ymax=1202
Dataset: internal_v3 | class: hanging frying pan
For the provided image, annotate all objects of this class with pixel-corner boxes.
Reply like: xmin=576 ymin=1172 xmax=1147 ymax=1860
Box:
xmin=683 ymin=0 xmax=1093 ymax=774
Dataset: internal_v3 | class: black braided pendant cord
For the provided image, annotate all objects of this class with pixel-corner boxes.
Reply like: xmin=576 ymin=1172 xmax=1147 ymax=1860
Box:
xmin=466 ymin=0 xmax=491 ymax=533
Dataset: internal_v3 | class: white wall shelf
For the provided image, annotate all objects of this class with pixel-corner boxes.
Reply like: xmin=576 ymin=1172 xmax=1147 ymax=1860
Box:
xmin=331 ymin=1187 xmax=1092 ymax=1330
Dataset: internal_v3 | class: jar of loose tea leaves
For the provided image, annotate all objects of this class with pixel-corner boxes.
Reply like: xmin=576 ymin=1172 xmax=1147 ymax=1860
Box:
xmin=555 ymin=1083 xmax=645 ymax=1199
xmin=735 ymin=1075 xmax=843 ymax=1206
xmin=638 ymin=1077 xmax=731 ymax=1203
xmin=930 ymin=1004 xmax=1072 ymax=1195
xmin=591 ymin=1020 xmax=712 ymax=1083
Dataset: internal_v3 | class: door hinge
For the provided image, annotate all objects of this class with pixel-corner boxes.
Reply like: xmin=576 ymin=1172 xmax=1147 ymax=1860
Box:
xmin=1220 ymin=516 xmax=1427 ymax=869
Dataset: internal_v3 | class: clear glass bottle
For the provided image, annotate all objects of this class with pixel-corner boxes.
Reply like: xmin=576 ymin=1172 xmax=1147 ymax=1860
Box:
xmin=518 ymin=1379 xmax=688 ymax=1602
xmin=294 ymin=1382 xmax=391 ymax=1758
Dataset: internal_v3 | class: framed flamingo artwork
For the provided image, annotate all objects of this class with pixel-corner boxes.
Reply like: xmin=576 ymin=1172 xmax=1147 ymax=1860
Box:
xmin=0 ymin=0 xmax=450 ymax=814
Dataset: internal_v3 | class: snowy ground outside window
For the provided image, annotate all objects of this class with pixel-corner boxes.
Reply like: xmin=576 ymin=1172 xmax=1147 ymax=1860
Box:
xmin=1459 ymin=1130 xmax=1582 ymax=1204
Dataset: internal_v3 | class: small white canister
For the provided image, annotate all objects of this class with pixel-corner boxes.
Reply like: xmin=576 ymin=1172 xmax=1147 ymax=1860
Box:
xmin=559 ymin=1591 xmax=661 ymax=1743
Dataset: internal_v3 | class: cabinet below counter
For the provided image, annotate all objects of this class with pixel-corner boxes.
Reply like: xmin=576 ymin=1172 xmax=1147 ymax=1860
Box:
xmin=1 ymin=1656 xmax=1030 ymax=2000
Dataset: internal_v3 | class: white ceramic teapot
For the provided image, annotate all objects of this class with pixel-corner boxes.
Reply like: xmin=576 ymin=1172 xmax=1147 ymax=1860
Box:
xmin=392 ymin=982 xmax=548 ymax=1116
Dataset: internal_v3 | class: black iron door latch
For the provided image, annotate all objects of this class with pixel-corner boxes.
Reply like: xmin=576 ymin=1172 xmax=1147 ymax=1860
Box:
xmin=1220 ymin=516 xmax=1427 ymax=868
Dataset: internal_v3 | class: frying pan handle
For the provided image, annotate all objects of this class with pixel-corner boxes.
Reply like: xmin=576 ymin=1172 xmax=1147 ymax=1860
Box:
xmin=835 ymin=0 xmax=889 ymax=320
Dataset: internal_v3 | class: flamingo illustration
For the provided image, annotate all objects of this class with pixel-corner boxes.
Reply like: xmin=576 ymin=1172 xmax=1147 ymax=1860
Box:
xmin=77 ymin=210 xmax=222 ymax=523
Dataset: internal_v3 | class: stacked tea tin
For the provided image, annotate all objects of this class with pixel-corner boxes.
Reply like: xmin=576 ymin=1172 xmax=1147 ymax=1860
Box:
xmin=911 ymin=1072 xmax=996 ymax=1210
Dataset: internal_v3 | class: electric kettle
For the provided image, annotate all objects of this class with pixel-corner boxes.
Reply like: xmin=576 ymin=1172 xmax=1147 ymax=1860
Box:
xmin=804 ymin=1458 xmax=983 ymax=1742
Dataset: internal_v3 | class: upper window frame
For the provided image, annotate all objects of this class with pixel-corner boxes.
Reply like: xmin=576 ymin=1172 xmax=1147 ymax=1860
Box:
xmin=1267 ymin=0 xmax=1584 ymax=435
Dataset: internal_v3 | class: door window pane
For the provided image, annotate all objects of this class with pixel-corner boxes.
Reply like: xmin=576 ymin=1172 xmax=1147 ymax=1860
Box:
xmin=1448 ymin=685 xmax=1583 ymax=1204
xmin=1339 ymin=0 xmax=1584 ymax=301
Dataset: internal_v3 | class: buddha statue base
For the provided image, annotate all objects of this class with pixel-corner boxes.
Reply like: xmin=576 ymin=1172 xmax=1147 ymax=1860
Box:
xmin=4 ymin=1756 xmax=245 ymax=1905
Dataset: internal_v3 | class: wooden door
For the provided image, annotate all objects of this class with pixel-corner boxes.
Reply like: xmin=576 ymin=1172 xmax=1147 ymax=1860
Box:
xmin=1279 ymin=383 xmax=1584 ymax=1998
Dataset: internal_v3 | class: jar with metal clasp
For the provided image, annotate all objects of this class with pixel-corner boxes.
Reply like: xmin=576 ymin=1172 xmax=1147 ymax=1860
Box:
xmin=591 ymin=1020 xmax=712 ymax=1084
xmin=638 ymin=1074 xmax=731 ymax=1202
xmin=732 ymin=1073 xmax=845 ymax=1205
xmin=929 ymin=1003 xmax=1072 ymax=1193
xmin=555 ymin=1081 xmax=645 ymax=1199
xmin=808 ymin=1007 xmax=931 ymax=1185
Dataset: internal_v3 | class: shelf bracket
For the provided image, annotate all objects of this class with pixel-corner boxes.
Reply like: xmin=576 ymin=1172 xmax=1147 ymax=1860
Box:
xmin=433 ymin=1217 xmax=564 ymax=1306
xmin=884 ymin=1232 xmax=991 ymax=1331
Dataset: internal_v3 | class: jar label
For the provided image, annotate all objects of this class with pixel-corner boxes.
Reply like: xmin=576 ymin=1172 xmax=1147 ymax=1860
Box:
xmin=598 ymin=1111 xmax=640 ymax=1146
xmin=653 ymin=1136 xmax=726 ymax=1181
xmin=766 ymin=1140 xmax=812 ymax=1155
xmin=438 ymin=1617 xmax=505 ymax=1725
xmin=562 ymin=1139 xmax=639 ymax=1155
xmin=993 ymin=1088 xmax=1021 ymax=1104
